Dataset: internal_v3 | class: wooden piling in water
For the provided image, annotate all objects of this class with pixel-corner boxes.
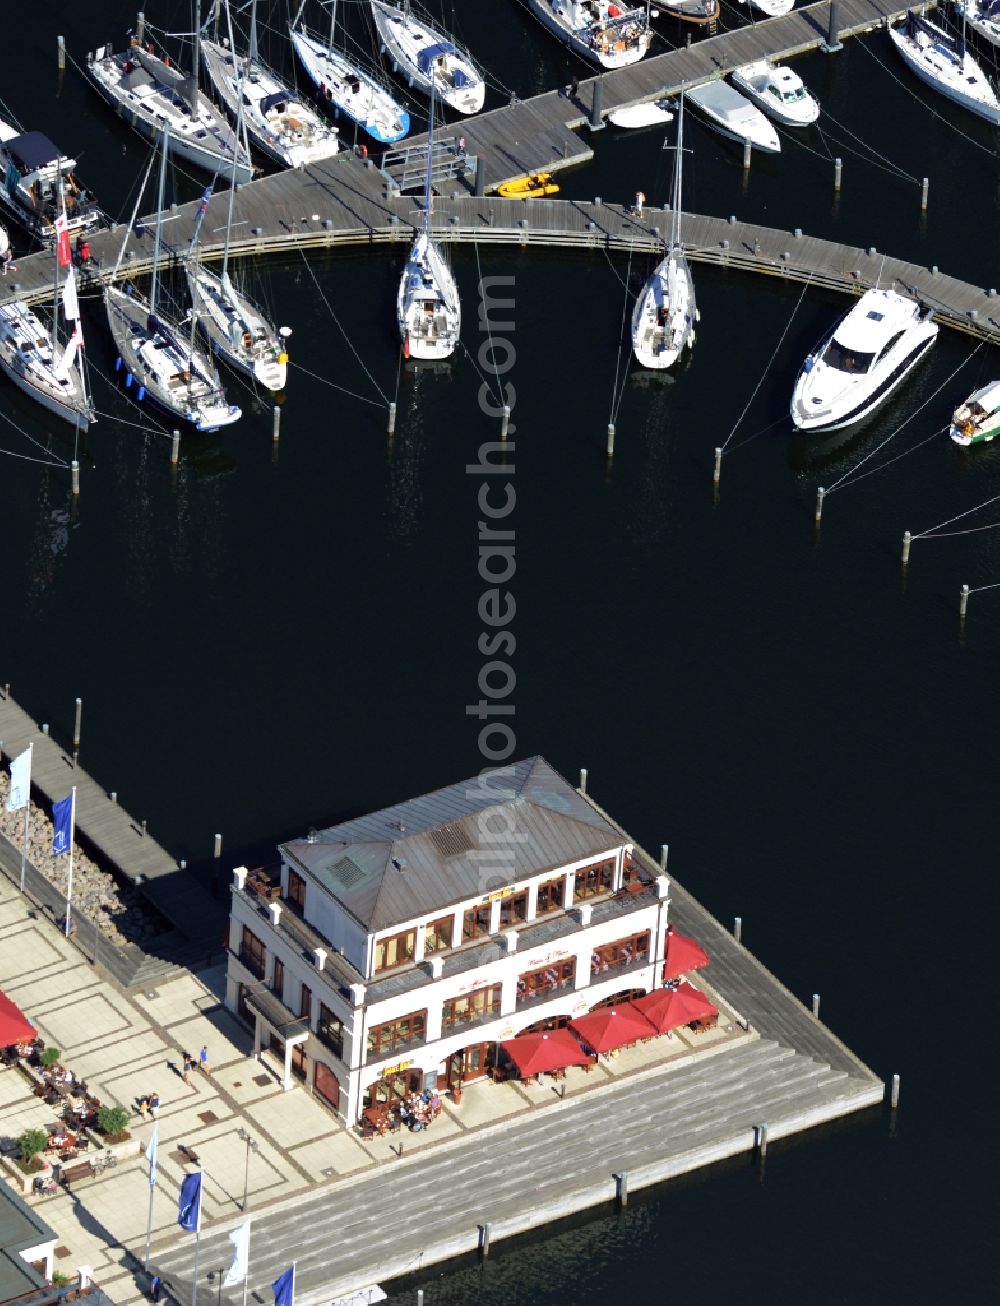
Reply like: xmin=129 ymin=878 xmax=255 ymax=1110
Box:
xmin=579 ymin=767 xmax=588 ymax=794
xmin=713 ymin=447 xmax=722 ymax=486
xmin=960 ymin=584 xmax=969 ymax=618
xmin=170 ymin=430 xmax=180 ymax=465
xmin=57 ymin=35 xmax=66 ymax=70
xmin=815 ymin=487 xmax=825 ymax=524
xmin=743 ymin=138 xmax=751 ymax=171
xmin=890 ymin=1074 xmax=900 ymax=1110
xmin=500 ymin=404 xmax=510 ymax=440
xmin=213 ymin=833 xmax=223 ymax=860
xmin=478 ymin=1223 xmax=491 ymax=1260
xmin=811 ymin=993 xmax=820 ymax=1018
xmin=901 ymin=531 xmax=911 ymax=566
xmin=73 ymin=698 xmax=82 ymax=753
xmin=660 ymin=844 xmax=668 ymax=872
xmin=733 ymin=916 xmax=742 ymax=943
xmin=615 ymin=1171 xmax=629 ymax=1208
xmin=920 ymin=177 xmax=929 ymax=212
xmin=606 ymin=423 xmax=615 ymax=457
xmin=387 ymin=402 xmax=397 ymax=436
xmin=272 ymin=406 xmax=281 ymax=442
xmin=834 ymin=158 xmax=843 ymax=192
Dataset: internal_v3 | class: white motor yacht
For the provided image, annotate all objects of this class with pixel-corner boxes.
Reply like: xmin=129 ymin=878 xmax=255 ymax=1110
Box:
xmin=791 ymin=289 xmax=938 ymax=433
xmin=371 ymin=1 xmax=485 ymax=114
xmin=609 ymin=100 xmax=674 ymax=128
xmin=889 ymin=11 xmax=1000 ymax=126
xmin=687 ymin=80 xmax=781 ymax=152
xmin=527 ymin=1 xmax=654 ymax=70
xmin=0 ymin=118 xmax=104 ymax=245
xmin=730 ymin=60 xmax=819 ymax=126
xmin=952 ymin=0 xmax=1000 ymax=50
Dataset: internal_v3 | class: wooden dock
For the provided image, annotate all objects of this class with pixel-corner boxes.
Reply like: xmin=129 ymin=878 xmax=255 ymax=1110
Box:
xmin=149 ymin=821 xmax=883 ymax=1305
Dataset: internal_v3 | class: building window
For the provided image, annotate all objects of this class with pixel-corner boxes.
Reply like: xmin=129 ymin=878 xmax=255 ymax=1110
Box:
xmin=573 ymin=858 xmax=615 ymax=902
xmin=373 ymin=928 xmax=417 ymax=972
xmin=424 ymin=915 xmax=453 ymax=955
xmin=590 ymin=932 xmax=650 ymax=976
xmin=239 ymin=926 xmax=266 ymax=980
xmin=314 ymin=1061 xmax=340 ymax=1111
xmin=516 ymin=959 xmax=575 ymax=1004
xmin=535 ymin=876 xmax=565 ymax=916
xmin=462 ymin=903 xmax=492 ymax=942
xmin=286 ymin=868 xmax=306 ymax=914
xmin=300 ymin=984 xmax=312 ymax=1023
xmin=441 ymin=983 xmax=502 ymax=1030
xmin=367 ymin=1010 xmax=427 ymax=1059
xmin=499 ymin=890 xmax=529 ymax=929
xmin=271 ymin=956 xmax=285 ymax=1001
xmin=317 ymin=1003 xmax=344 ymax=1059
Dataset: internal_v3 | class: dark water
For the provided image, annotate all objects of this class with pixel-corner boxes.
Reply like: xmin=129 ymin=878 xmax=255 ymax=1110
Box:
xmin=2 ymin=2 xmax=999 ymax=1301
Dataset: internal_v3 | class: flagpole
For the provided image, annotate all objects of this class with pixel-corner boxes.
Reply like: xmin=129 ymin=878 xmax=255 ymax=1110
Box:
xmin=64 ymin=785 xmax=76 ymax=937
xmin=19 ymin=743 xmax=32 ymax=894
xmin=191 ymin=1166 xmax=203 ymax=1306
xmin=242 ymin=1221 xmax=251 ymax=1306
xmin=144 ymin=1128 xmax=157 ymax=1273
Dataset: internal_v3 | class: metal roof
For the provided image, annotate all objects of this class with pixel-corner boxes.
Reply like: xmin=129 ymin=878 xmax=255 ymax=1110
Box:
xmin=0 ymin=1178 xmax=54 ymax=1300
xmin=282 ymin=757 xmax=623 ymax=933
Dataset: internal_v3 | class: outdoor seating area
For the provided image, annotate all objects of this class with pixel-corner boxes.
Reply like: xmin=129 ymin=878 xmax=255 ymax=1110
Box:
xmin=360 ymin=1089 xmax=443 ymax=1138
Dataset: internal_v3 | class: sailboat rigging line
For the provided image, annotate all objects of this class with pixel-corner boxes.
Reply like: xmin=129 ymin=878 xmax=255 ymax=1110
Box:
xmin=916 ymin=519 xmax=1000 ymax=539
xmin=913 ymin=491 xmax=1000 ymax=540
xmin=825 ymin=343 xmax=984 ymax=495
xmin=0 ymin=446 xmax=69 ymax=468
xmin=854 ymin=34 xmax=999 ymax=161
xmin=608 ymin=247 xmax=634 ymax=427
xmin=295 ymin=246 xmax=389 ymax=403
xmin=472 ymin=238 xmax=503 ymax=410
xmin=788 ymin=120 xmax=915 ymax=184
xmin=723 ymin=413 xmax=790 ymax=454
xmin=721 ymin=274 xmax=813 ymax=454
xmin=0 ymin=407 xmax=71 ymax=464
xmin=601 ymin=245 xmax=632 ymax=292
xmin=968 ymin=580 xmax=1000 ymax=593
xmin=814 ymin=110 xmax=917 ymax=182
xmin=287 ymin=358 xmax=386 ymax=407
xmin=827 ymin=424 xmax=945 ymax=493
xmin=91 ymin=408 xmax=174 ymax=436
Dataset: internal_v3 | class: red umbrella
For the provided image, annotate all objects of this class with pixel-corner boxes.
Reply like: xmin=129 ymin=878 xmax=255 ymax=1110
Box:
xmin=662 ymin=928 xmax=709 ymax=981
xmin=630 ymin=982 xmax=718 ymax=1034
xmin=0 ymin=991 xmax=36 ymax=1048
xmin=500 ymin=1027 xmax=591 ymax=1077
xmin=569 ymin=1005 xmax=657 ymax=1054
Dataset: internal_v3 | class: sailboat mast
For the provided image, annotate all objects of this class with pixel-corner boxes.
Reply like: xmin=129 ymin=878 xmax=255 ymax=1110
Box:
xmin=151 ymin=126 xmax=169 ymax=315
xmin=249 ymin=0 xmax=259 ymax=72
xmin=190 ymin=0 xmax=202 ymax=119
xmin=222 ymin=56 xmax=246 ymax=287
xmin=51 ymin=165 xmax=62 ymax=357
xmin=329 ymin=0 xmax=338 ymax=50
xmin=422 ymin=82 xmax=435 ymax=234
xmin=670 ymin=94 xmax=684 ymax=250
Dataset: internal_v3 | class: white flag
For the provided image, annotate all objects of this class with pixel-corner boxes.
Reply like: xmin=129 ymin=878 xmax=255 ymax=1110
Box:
xmin=62 ymin=267 xmax=79 ymax=322
xmin=56 ymin=322 xmax=84 ymax=377
xmin=223 ymin=1220 xmax=251 ymax=1288
xmin=7 ymin=747 xmax=31 ymax=812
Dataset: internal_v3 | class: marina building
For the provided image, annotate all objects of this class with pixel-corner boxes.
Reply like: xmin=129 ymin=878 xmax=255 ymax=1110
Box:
xmin=224 ymin=757 xmax=672 ymax=1125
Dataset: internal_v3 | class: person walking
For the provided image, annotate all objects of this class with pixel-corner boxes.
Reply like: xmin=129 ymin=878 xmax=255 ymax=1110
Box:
xmin=182 ymin=1052 xmax=193 ymax=1085
xmin=634 ymin=190 xmax=646 ymax=219
xmin=199 ymin=1045 xmax=209 ymax=1076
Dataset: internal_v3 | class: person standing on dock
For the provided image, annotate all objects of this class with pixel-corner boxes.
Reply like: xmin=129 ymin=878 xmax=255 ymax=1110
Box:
xmin=199 ymin=1045 xmax=209 ymax=1076
xmin=634 ymin=190 xmax=646 ymax=218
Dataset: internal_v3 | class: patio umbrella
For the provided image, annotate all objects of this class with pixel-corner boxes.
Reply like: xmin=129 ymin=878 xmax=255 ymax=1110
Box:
xmin=500 ymin=1027 xmax=591 ymax=1077
xmin=630 ymin=982 xmax=718 ymax=1034
xmin=0 ymin=991 xmax=36 ymax=1047
xmin=569 ymin=1005 xmax=657 ymax=1054
xmin=662 ymin=927 xmax=710 ymax=981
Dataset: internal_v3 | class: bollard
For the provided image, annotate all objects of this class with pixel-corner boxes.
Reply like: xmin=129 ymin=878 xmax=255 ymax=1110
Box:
xmin=756 ymin=1123 xmax=769 ymax=1159
xmin=834 ymin=157 xmax=842 ymax=192
xmin=606 ymin=422 xmax=615 ymax=457
xmin=500 ymin=404 xmax=510 ymax=440
xmin=811 ymin=993 xmax=820 ymax=1018
xmin=733 ymin=915 xmax=742 ymax=943
xmin=686 ymin=32 xmax=692 ymax=47
xmin=660 ymin=843 xmax=668 ymax=872
xmin=590 ymin=78 xmax=604 ymax=130
xmin=213 ymin=833 xmax=223 ymax=860
xmin=579 ymin=767 xmax=588 ymax=794
xmin=960 ymin=583 xmax=970 ymax=618
xmin=901 ymin=531 xmax=911 ymax=566
xmin=110 ymin=791 xmax=117 ymax=804
xmin=815 ymin=486 xmax=825 ymax=524
xmin=822 ymin=0 xmax=844 ymax=52
xmin=57 ymin=35 xmax=66 ymax=70
xmin=71 ymin=461 xmax=80 ymax=496
xmin=170 ymin=429 xmax=180 ymax=465
xmin=42 ymin=724 xmax=49 ymax=736
xmin=387 ymin=402 xmax=397 ymax=436
xmin=141 ymin=819 xmax=147 ymax=838
xmin=920 ymin=177 xmax=929 ymax=212
xmin=890 ymin=1073 xmax=900 ymax=1110
xmin=742 ymin=137 xmax=751 ymax=171
xmin=73 ymin=698 xmax=82 ymax=753
xmin=615 ymin=1171 xmax=628 ymax=1208
xmin=137 ymin=11 xmax=145 ymax=44
xmin=272 ymin=406 xmax=281 ymax=442
xmin=713 ymin=446 xmax=722 ymax=486
xmin=478 ymin=1223 xmax=491 ymax=1260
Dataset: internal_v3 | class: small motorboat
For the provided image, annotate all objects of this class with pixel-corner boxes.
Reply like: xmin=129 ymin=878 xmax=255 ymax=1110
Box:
xmin=730 ymin=60 xmax=819 ymax=126
xmin=741 ymin=0 xmax=795 ymax=14
xmin=498 ymin=173 xmax=560 ymax=198
xmin=953 ymin=0 xmax=1000 ymax=49
xmin=656 ymin=0 xmax=720 ymax=26
xmin=950 ymin=381 xmax=1000 ymax=445
xmin=889 ymin=11 xmax=1000 ymax=126
xmin=791 ymin=288 xmax=938 ymax=433
xmin=687 ymin=80 xmax=781 ymax=153
xmin=609 ymin=100 xmax=674 ymax=128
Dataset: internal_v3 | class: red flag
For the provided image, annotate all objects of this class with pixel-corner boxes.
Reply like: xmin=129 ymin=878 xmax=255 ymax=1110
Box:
xmin=54 ymin=211 xmax=71 ymax=268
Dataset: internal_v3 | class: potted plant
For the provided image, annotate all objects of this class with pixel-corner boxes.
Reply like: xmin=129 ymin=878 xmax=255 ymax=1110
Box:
xmin=96 ymin=1105 xmax=131 ymax=1143
xmin=15 ymin=1128 xmax=49 ymax=1174
xmin=38 ymin=1047 xmax=62 ymax=1070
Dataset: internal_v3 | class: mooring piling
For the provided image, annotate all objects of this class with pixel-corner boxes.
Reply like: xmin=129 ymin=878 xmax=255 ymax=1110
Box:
xmin=500 ymin=404 xmax=510 ymax=440
xmin=73 ymin=698 xmax=82 ymax=754
xmin=615 ymin=1171 xmax=629 ymax=1208
xmin=815 ymin=486 xmax=825 ymax=524
xmin=890 ymin=1073 xmax=900 ymax=1110
xmin=834 ymin=158 xmax=843 ymax=192
xmin=272 ymin=405 xmax=281 ymax=443
xmin=170 ymin=429 xmax=180 ymax=465
xmin=713 ymin=446 xmax=722 ymax=487
xmin=606 ymin=422 xmax=615 ymax=458
xmin=213 ymin=833 xmax=223 ymax=860
xmin=920 ymin=177 xmax=929 ymax=212
xmin=57 ymin=35 xmax=66 ymax=70
xmin=960 ymin=584 xmax=970 ymax=618
xmin=742 ymin=138 xmax=752 ymax=171
xmin=811 ymin=993 xmax=820 ymax=1018
xmin=733 ymin=915 xmax=742 ymax=944
xmin=579 ymin=767 xmax=588 ymax=794
xmin=71 ymin=461 xmax=80 ymax=496
xmin=901 ymin=531 xmax=911 ymax=566
xmin=478 ymin=1223 xmax=491 ymax=1260
xmin=660 ymin=843 xmax=669 ymax=872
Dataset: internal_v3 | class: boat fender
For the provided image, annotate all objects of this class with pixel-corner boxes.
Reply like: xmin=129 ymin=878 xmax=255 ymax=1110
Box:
xmin=803 ymin=355 xmax=814 ymax=373
xmin=126 ymin=371 xmax=133 ymax=388
xmin=137 ymin=386 xmax=145 ymax=401
xmin=358 ymin=143 xmax=368 ymax=160
xmin=114 ymin=356 xmax=122 ymax=372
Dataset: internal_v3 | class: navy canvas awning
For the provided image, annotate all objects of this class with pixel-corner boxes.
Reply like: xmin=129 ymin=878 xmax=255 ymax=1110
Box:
xmin=453 ymin=68 xmax=470 ymax=88
xmin=417 ymin=41 xmax=455 ymax=73
xmin=259 ymin=91 xmax=288 ymax=115
xmin=6 ymin=131 xmax=62 ymax=172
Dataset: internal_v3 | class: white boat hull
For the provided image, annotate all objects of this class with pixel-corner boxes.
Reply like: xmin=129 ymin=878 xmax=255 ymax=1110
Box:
xmin=290 ymin=30 xmax=410 ymax=144
xmin=609 ymin=102 xmax=674 ymax=128
xmin=730 ymin=62 xmax=820 ymax=127
xmin=953 ymin=0 xmax=1000 ymax=50
xmin=371 ymin=1 xmax=485 ymax=114
xmin=0 ymin=302 xmax=94 ymax=431
xmin=187 ymin=263 xmax=288 ymax=392
xmin=397 ymin=231 xmax=461 ymax=360
xmin=526 ymin=0 xmax=653 ymax=69
xmin=889 ymin=19 xmax=1000 ymax=126
xmin=687 ymin=82 xmax=781 ymax=152
xmin=631 ymin=248 xmax=696 ymax=369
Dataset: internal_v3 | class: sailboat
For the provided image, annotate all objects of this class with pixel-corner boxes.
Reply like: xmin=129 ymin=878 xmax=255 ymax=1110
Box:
xmin=953 ymin=0 xmax=1000 ymax=49
xmin=526 ymin=1 xmax=654 ymax=70
xmin=631 ymin=96 xmax=697 ymax=370
xmin=889 ymin=10 xmax=1000 ymax=126
xmin=86 ymin=2 xmax=253 ymax=183
xmin=0 ymin=178 xmax=95 ymax=430
xmin=105 ymin=128 xmax=242 ymax=432
xmin=370 ymin=1 xmax=486 ymax=114
xmin=201 ymin=0 xmax=339 ymax=168
xmin=290 ymin=1 xmax=410 ymax=143
xmin=397 ymin=86 xmax=460 ymax=361
xmin=186 ymin=58 xmax=291 ymax=392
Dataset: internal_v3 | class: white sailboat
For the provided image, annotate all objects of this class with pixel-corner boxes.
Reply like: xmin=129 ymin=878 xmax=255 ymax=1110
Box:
xmin=526 ymin=1 xmax=654 ymax=70
xmin=86 ymin=3 xmax=253 ymax=184
xmin=889 ymin=10 xmax=1000 ymax=126
xmin=397 ymin=88 xmax=460 ymax=361
xmin=290 ymin=0 xmax=410 ymax=144
xmin=953 ymin=0 xmax=1000 ymax=49
xmin=371 ymin=1 xmax=486 ymax=114
xmin=201 ymin=0 xmax=339 ymax=169
xmin=105 ymin=128 xmax=242 ymax=432
xmin=730 ymin=60 xmax=819 ymax=126
xmin=631 ymin=95 xmax=697 ymax=370
xmin=186 ymin=62 xmax=291 ymax=392
xmin=0 ymin=181 xmax=95 ymax=430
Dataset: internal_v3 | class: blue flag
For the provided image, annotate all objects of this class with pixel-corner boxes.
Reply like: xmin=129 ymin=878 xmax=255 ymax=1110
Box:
xmin=177 ymin=1170 xmax=202 ymax=1232
xmin=272 ymin=1266 xmax=294 ymax=1306
xmin=52 ymin=793 xmax=73 ymax=858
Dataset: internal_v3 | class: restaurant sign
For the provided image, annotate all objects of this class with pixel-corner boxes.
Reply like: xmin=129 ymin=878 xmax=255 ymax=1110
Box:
xmin=381 ymin=1060 xmax=413 ymax=1077
xmin=479 ymin=886 xmax=518 ymax=905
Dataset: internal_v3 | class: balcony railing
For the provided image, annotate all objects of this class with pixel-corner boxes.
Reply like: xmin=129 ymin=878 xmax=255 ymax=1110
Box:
xmin=590 ymin=951 xmax=650 ymax=984
xmin=515 ymin=977 xmax=576 ymax=1011
xmin=366 ymin=1031 xmax=426 ymax=1065
xmin=238 ymin=946 xmax=266 ymax=981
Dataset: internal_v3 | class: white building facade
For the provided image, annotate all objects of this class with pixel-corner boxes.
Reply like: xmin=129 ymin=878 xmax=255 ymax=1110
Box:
xmin=224 ymin=757 xmax=671 ymax=1125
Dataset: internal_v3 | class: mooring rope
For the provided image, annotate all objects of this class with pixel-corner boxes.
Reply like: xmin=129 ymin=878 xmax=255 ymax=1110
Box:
xmin=295 ymin=245 xmax=389 ymax=404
